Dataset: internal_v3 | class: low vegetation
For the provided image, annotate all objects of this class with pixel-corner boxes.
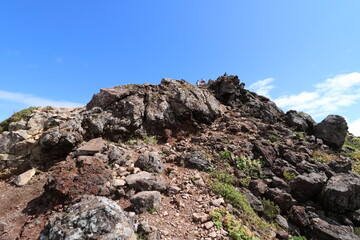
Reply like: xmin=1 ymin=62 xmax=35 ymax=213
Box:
xmin=283 ymin=171 xmax=296 ymax=183
xmin=209 ymin=174 xmax=274 ymax=236
xmin=342 ymin=134 xmax=360 ymax=175
xmin=312 ymin=150 xmax=333 ymax=164
xmin=290 ymin=236 xmax=308 ymax=240
xmin=0 ymin=107 xmax=37 ymax=133
xmin=260 ymin=198 xmax=280 ymax=221
xmin=234 ymin=156 xmax=262 ymax=177
xmin=210 ymin=208 xmax=260 ymax=240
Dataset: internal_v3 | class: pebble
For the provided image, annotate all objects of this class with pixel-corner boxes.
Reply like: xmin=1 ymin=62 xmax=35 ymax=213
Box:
xmin=204 ymin=221 xmax=214 ymax=229
xmin=193 ymin=212 xmax=211 ymax=223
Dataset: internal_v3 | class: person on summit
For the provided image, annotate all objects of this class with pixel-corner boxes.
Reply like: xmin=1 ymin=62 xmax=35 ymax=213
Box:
xmin=200 ymin=78 xmax=206 ymax=85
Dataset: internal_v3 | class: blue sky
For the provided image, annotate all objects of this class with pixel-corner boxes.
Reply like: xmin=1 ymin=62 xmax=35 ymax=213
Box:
xmin=1 ymin=1 xmax=360 ymax=135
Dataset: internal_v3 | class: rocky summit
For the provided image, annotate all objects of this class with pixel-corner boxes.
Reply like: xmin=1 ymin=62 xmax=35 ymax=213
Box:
xmin=0 ymin=75 xmax=359 ymax=240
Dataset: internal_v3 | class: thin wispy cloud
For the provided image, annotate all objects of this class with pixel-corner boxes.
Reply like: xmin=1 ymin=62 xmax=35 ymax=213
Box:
xmin=274 ymin=72 xmax=360 ymax=117
xmin=55 ymin=57 xmax=63 ymax=63
xmin=248 ymin=78 xmax=274 ymax=97
xmin=0 ymin=90 xmax=84 ymax=108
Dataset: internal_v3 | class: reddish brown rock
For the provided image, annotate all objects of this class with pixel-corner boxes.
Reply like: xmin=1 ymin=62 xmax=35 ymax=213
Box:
xmin=45 ymin=155 xmax=112 ymax=201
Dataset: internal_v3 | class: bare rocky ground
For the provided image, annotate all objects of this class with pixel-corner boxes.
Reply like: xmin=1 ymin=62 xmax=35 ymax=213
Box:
xmin=0 ymin=75 xmax=360 ymax=240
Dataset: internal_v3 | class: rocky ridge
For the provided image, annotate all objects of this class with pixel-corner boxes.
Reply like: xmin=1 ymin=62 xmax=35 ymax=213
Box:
xmin=0 ymin=75 xmax=359 ymax=240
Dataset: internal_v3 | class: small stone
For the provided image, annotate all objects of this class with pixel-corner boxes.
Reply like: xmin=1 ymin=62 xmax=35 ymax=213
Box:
xmin=167 ymin=186 xmax=181 ymax=196
xmin=13 ymin=168 xmax=36 ymax=186
xmin=163 ymin=211 xmax=169 ymax=216
xmin=208 ymin=231 xmax=217 ymax=238
xmin=193 ymin=212 xmax=211 ymax=223
xmin=112 ymin=179 xmax=126 ymax=187
xmin=75 ymin=138 xmax=106 ymax=156
xmin=204 ymin=221 xmax=214 ymax=229
xmin=211 ymin=198 xmax=224 ymax=207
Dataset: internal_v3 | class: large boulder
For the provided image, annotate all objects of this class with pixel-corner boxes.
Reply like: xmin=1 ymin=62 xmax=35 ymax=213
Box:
xmin=290 ymin=172 xmax=327 ymax=201
xmin=319 ymin=173 xmax=360 ymax=213
xmin=266 ymin=188 xmax=297 ymax=211
xmin=135 ymin=151 xmax=163 ymax=173
xmin=311 ymin=217 xmax=360 ymax=240
xmin=125 ymin=171 xmax=168 ymax=192
xmin=285 ymin=110 xmax=315 ymax=132
xmin=45 ymin=155 xmax=113 ymax=201
xmin=39 ymin=195 xmax=136 ymax=240
xmin=181 ymin=152 xmax=211 ymax=171
xmin=130 ymin=191 xmax=162 ymax=213
xmin=314 ymin=115 xmax=348 ymax=149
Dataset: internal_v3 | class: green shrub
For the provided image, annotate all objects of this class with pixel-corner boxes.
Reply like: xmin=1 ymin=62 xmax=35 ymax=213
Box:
xmin=312 ymin=150 xmax=333 ymax=163
xmin=143 ymin=135 xmax=157 ymax=144
xmin=290 ymin=236 xmax=307 ymax=240
xmin=211 ymin=181 xmax=255 ymax=217
xmin=269 ymin=135 xmax=279 ymax=143
xmin=355 ymin=226 xmax=360 ymax=236
xmin=0 ymin=107 xmax=37 ymax=133
xmin=210 ymin=208 xmax=260 ymax=240
xmin=294 ymin=132 xmax=305 ymax=140
xmin=220 ymin=150 xmax=232 ymax=161
xmin=283 ymin=171 xmax=296 ymax=182
xmin=261 ymin=198 xmax=280 ymax=221
xmin=210 ymin=171 xmax=235 ymax=185
xmin=235 ymin=156 xmax=262 ymax=177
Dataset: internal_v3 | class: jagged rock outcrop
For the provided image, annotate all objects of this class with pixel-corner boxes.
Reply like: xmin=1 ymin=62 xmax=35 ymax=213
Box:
xmin=208 ymin=75 xmax=284 ymax=123
xmin=0 ymin=75 xmax=358 ymax=240
xmin=290 ymin=172 xmax=327 ymax=201
xmin=319 ymin=173 xmax=360 ymax=213
xmin=86 ymin=78 xmax=224 ymax=141
xmin=314 ymin=115 xmax=348 ymax=149
xmin=285 ymin=110 xmax=315 ymax=133
xmin=39 ymin=195 xmax=137 ymax=240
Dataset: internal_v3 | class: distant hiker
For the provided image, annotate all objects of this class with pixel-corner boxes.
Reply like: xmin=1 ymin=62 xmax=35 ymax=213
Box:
xmin=196 ymin=80 xmax=200 ymax=86
xmin=239 ymin=82 xmax=245 ymax=89
xmin=224 ymin=72 xmax=227 ymax=76
xmin=200 ymin=78 xmax=206 ymax=85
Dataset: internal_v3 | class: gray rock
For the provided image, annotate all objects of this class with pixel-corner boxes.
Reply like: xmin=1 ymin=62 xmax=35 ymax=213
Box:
xmin=311 ymin=217 xmax=360 ymax=240
xmin=182 ymin=152 xmax=211 ymax=171
xmin=13 ymin=168 xmax=36 ymax=186
xmin=266 ymin=188 xmax=297 ymax=211
xmin=319 ymin=173 xmax=360 ymax=213
xmin=135 ymin=151 xmax=163 ymax=173
xmin=125 ymin=171 xmax=168 ymax=192
xmin=328 ymin=160 xmax=353 ymax=173
xmin=348 ymin=209 xmax=360 ymax=225
xmin=86 ymin=79 xmax=223 ymax=140
xmin=248 ymin=179 xmax=268 ymax=197
xmin=288 ymin=206 xmax=310 ymax=227
xmin=290 ymin=172 xmax=327 ymax=201
xmin=74 ymin=138 xmax=106 ymax=156
xmin=109 ymin=148 xmax=128 ymax=166
xmin=130 ymin=191 xmax=161 ymax=213
xmin=314 ymin=115 xmax=348 ymax=149
xmin=8 ymin=120 xmax=27 ymax=131
xmin=275 ymin=215 xmax=289 ymax=229
xmin=237 ymin=187 xmax=264 ymax=213
xmin=285 ymin=110 xmax=315 ymax=132
xmin=39 ymin=195 xmax=136 ymax=240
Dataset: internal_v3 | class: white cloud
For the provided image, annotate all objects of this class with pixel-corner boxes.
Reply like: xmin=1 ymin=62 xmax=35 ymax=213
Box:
xmin=0 ymin=90 xmax=84 ymax=108
xmin=349 ymin=118 xmax=360 ymax=137
xmin=274 ymin=72 xmax=360 ymax=117
xmin=249 ymin=78 xmax=274 ymax=97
